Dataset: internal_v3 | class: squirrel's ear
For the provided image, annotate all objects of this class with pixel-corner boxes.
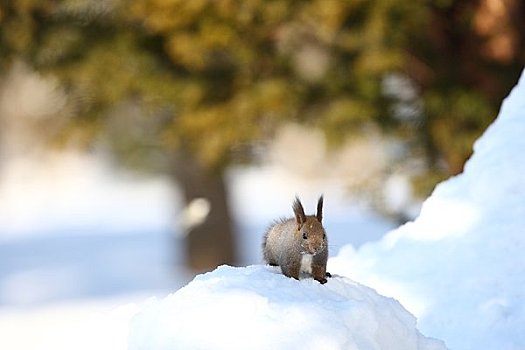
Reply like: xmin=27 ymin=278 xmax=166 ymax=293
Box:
xmin=292 ymin=196 xmax=306 ymax=228
xmin=316 ymin=195 xmax=323 ymax=223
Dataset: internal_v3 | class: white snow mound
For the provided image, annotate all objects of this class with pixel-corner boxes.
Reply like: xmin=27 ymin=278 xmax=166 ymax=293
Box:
xmin=128 ymin=265 xmax=446 ymax=350
xmin=330 ymin=70 xmax=525 ymax=350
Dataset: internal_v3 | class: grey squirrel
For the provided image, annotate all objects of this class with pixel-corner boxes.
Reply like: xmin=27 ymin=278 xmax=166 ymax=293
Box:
xmin=262 ymin=196 xmax=330 ymax=284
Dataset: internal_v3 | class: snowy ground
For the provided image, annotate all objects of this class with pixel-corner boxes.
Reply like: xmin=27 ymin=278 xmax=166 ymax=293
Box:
xmin=2 ymin=67 xmax=523 ymax=349
xmin=0 ymin=294 xmax=143 ymax=350
xmin=330 ymin=70 xmax=525 ymax=349
xmin=128 ymin=265 xmax=446 ymax=350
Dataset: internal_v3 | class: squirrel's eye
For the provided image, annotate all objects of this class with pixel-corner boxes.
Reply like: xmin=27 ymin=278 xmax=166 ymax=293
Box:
xmin=302 ymin=232 xmax=307 ymax=239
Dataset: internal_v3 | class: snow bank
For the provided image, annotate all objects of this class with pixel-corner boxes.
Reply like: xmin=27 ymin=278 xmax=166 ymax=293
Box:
xmin=330 ymin=70 xmax=525 ymax=349
xmin=128 ymin=265 xmax=446 ymax=350
xmin=0 ymin=297 xmax=140 ymax=350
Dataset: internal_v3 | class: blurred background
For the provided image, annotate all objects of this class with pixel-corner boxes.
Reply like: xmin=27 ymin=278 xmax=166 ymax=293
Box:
xmin=0 ymin=0 xmax=524 ymax=335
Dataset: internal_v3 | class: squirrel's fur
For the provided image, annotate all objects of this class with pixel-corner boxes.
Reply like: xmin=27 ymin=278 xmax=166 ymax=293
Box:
xmin=262 ymin=196 xmax=330 ymax=284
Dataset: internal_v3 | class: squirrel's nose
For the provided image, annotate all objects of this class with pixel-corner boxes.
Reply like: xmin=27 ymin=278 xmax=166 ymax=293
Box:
xmin=312 ymin=245 xmax=324 ymax=255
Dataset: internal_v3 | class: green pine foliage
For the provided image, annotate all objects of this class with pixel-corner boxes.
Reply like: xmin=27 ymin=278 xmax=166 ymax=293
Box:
xmin=1 ymin=0 xmax=523 ymax=196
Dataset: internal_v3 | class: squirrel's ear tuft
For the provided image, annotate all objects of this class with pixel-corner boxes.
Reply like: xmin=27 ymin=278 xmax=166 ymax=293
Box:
xmin=316 ymin=195 xmax=324 ymax=223
xmin=292 ymin=196 xmax=306 ymax=228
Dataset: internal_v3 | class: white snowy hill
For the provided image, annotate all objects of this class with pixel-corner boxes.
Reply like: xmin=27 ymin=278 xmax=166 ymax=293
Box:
xmin=129 ymin=265 xmax=446 ymax=350
xmin=108 ymin=70 xmax=525 ymax=350
xmin=330 ymin=69 xmax=525 ymax=350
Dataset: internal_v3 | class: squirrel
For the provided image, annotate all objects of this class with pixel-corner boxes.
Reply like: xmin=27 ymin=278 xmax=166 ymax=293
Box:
xmin=262 ymin=196 xmax=331 ymax=284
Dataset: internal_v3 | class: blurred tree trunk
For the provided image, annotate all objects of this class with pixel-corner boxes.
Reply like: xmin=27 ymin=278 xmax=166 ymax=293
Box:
xmin=172 ymin=153 xmax=237 ymax=273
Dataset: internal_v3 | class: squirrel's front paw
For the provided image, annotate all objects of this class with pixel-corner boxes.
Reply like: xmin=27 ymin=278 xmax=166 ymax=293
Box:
xmin=325 ymin=272 xmax=332 ymax=278
xmin=316 ymin=277 xmax=328 ymax=284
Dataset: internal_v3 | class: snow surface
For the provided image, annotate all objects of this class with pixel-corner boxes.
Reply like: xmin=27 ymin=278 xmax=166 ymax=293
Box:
xmin=0 ymin=295 xmax=142 ymax=350
xmin=128 ymin=265 xmax=446 ymax=350
xmin=330 ymin=70 xmax=525 ymax=349
xmin=2 ymin=64 xmax=522 ymax=350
